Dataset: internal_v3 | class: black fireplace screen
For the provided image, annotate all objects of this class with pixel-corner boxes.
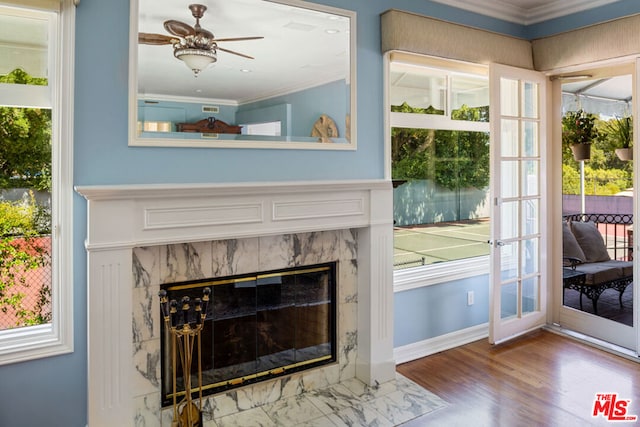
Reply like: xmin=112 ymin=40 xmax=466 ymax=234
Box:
xmin=160 ymin=262 xmax=337 ymax=406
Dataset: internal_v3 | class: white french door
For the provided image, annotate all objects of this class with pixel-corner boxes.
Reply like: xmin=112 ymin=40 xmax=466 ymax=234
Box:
xmin=488 ymin=63 xmax=548 ymax=344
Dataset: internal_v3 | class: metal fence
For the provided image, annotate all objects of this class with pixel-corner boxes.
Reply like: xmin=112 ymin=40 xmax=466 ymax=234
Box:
xmin=563 ymin=213 xmax=633 ymax=261
xmin=0 ymin=235 xmax=51 ymax=330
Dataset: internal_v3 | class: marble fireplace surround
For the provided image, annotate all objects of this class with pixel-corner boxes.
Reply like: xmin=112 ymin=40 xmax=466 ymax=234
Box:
xmin=76 ymin=180 xmax=395 ymax=427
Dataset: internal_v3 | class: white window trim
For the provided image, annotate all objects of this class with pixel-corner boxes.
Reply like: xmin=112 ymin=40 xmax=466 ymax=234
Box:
xmin=0 ymin=0 xmax=75 ymax=366
xmin=393 ymin=256 xmax=490 ymax=292
xmin=390 ymin=111 xmax=490 ymax=133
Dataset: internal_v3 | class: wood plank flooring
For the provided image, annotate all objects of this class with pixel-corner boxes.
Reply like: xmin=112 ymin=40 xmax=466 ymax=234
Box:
xmin=397 ymin=330 xmax=640 ymax=426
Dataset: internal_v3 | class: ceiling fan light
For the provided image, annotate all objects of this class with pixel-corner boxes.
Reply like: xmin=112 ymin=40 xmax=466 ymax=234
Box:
xmin=174 ymin=48 xmax=217 ymax=76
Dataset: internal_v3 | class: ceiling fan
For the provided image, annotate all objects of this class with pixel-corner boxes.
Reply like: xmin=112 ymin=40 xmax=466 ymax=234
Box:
xmin=139 ymin=4 xmax=264 ymax=76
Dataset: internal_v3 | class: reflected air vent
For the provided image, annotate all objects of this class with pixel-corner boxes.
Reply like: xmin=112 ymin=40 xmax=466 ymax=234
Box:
xmin=202 ymin=106 xmax=220 ymax=113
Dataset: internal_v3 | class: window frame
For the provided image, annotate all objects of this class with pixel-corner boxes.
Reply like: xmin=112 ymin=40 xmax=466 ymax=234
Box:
xmin=0 ymin=1 xmax=75 ymax=365
xmin=387 ymin=52 xmax=491 ymax=288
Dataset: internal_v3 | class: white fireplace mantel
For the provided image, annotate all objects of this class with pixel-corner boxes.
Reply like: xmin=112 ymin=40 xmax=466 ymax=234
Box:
xmin=76 ymin=180 xmax=396 ymax=427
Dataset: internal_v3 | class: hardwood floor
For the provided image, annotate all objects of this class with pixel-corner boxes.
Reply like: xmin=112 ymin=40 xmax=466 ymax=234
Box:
xmin=397 ymin=330 xmax=640 ymax=426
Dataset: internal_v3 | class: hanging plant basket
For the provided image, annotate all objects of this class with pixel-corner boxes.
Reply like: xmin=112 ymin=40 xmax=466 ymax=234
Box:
xmin=571 ymin=143 xmax=591 ymax=161
xmin=615 ymin=147 xmax=633 ymax=161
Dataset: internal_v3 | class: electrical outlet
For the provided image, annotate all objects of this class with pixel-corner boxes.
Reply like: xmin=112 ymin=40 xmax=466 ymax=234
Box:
xmin=467 ymin=291 xmax=474 ymax=306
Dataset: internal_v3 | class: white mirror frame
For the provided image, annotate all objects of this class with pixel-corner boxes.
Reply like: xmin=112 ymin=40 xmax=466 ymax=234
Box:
xmin=128 ymin=0 xmax=357 ymax=150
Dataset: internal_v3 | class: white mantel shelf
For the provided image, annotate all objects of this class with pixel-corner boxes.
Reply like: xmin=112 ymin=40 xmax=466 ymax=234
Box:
xmin=76 ymin=179 xmax=396 ymax=427
xmin=75 ymin=179 xmax=390 ymax=200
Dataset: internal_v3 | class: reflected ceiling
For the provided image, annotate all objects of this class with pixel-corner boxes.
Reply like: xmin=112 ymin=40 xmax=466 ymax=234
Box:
xmin=136 ymin=0 xmax=350 ymax=104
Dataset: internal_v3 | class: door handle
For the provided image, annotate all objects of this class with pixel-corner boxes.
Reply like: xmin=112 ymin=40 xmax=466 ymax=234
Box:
xmin=487 ymin=240 xmax=506 ymax=247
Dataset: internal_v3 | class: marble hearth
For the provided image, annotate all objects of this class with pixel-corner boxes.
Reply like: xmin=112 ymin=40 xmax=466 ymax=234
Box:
xmin=76 ymin=180 xmax=395 ymax=427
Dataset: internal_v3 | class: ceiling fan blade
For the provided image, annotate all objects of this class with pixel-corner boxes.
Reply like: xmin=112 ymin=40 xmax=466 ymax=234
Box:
xmin=212 ymin=36 xmax=264 ymax=43
xmin=217 ymin=46 xmax=255 ymax=60
xmin=138 ymin=33 xmax=175 ymax=45
xmin=164 ymin=20 xmax=196 ymax=37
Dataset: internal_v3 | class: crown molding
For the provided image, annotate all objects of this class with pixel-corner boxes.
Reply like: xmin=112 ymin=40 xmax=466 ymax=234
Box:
xmin=429 ymin=0 xmax=621 ymax=25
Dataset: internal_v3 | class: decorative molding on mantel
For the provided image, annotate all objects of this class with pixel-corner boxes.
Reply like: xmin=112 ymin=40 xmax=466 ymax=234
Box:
xmin=76 ymin=180 xmax=391 ymax=251
xmin=76 ymin=179 xmax=396 ymax=427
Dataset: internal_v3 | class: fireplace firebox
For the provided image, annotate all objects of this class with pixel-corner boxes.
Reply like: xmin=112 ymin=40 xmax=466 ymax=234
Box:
xmin=160 ymin=262 xmax=337 ymax=406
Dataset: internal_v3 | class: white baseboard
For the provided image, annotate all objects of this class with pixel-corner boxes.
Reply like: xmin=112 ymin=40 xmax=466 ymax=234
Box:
xmin=394 ymin=323 xmax=488 ymax=364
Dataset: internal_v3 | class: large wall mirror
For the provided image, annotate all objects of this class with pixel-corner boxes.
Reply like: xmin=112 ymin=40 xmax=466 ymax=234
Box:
xmin=129 ymin=0 xmax=356 ymax=149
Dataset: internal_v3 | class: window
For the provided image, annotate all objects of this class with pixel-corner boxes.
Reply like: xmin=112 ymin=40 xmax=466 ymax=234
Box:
xmin=242 ymin=121 xmax=282 ymax=136
xmin=389 ymin=54 xmax=490 ymax=273
xmin=0 ymin=1 xmax=74 ymax=365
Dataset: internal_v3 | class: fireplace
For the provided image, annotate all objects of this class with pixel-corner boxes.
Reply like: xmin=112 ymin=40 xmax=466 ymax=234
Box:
xmin=160 ymin=262 xmax=337 ymax=405
xmin=76 ymin=180 xmax=395 ymax=427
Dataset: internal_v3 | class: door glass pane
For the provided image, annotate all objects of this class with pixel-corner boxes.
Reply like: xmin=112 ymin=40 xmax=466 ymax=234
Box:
xmin=522 ymin=199 xmax=539 ymax=236
xmin=561 ymin=73 xmax=633 ymax=328
xmin=522 ymin=237 xmax=539 ymax=274
xmin=501 ymin=119 xmax=519 ymax=156
xmin=522 ymin=81 xmax=538 ymax=118
xmin=501 ymin=281 xmax=518 ymax=319
xmin=522 ymin=160 xmax=539 ymax=197
xmin=522 ymin=276 xmax=539 ymax=314
xmin=522 ymin=121 xmax=539 ymax=157
xmin=500 ymin=77 xmax=519 ymax=116
xmin=501 ymin=161 xmax=519 ymax=198
xmin=501 ymin=241 xmax=519 ymax=281
xmin=500 ymin=201 xmax=519 ymax=239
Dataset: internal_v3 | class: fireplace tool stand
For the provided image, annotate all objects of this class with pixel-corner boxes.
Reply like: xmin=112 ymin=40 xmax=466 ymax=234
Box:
xmin=159 ymin=288 xmax=210 ymax=427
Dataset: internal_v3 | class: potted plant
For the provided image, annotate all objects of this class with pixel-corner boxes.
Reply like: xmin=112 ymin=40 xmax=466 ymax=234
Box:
xmin=605 ymin=115 xmax=633 ymax=161
xmin=562 ymin=109 xmax=598 ymax=161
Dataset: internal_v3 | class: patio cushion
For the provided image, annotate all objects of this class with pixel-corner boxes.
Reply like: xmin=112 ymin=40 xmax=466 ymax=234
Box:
xmin=574 ymin=260 xmax=624 ymax=286
xmin=563 ymin=222 xmax=586 ymax=262
xmin=570 ymin=221 xmax=611 ymax=263
xmin=616 ymin=260 xmax=634 ymax=277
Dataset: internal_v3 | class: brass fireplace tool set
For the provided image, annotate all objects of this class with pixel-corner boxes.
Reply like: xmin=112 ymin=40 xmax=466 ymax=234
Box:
xmin=159 ymin=287 xmax=211 ymax=427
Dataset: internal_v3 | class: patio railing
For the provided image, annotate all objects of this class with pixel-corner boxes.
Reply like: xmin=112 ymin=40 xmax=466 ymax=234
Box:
xmin=563 ymin=213 xmax=633 ymax=261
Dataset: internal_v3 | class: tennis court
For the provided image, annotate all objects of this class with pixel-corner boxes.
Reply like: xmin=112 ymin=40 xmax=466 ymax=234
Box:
xmin=394 ymin=219 xmax=490 ymax=269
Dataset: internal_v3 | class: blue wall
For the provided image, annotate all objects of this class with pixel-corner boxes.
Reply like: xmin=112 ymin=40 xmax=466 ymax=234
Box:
xmin=394 ymin=276 xmax=489 ymax=347
xmin=2 ymin=0 xmax=640 ymax=426
xmin=237 ymin=80 xmax=349 ymax=141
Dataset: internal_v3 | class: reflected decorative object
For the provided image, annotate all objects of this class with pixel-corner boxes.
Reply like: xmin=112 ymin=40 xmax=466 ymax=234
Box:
xmin=176 ymin=117 xmax=242 ymax=134
xmin=139 ymin=4 xmax=263 ymax=76
xmin=345 ymin=114 xmax=351 ymax=142
xmin=311 ymin=114 xmax=339 ymax=143
xmin=159 ymin=288 xmax=211 ymax=427
xmin=173 ymin=48 xmax=217 ymax=76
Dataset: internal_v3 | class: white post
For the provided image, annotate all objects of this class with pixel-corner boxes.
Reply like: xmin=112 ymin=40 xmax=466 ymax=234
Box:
xmin=580 ymin=160 xmax=585 ymax=214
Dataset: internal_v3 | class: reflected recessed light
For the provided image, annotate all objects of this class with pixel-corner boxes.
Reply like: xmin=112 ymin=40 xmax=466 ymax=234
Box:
xmin=240 ymin=69 xmax=252 ymax=73
xmin=195 ymin=89 xmax=202 ymax=93
xmin=325 ymin=29 xmax=340 ymax=34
